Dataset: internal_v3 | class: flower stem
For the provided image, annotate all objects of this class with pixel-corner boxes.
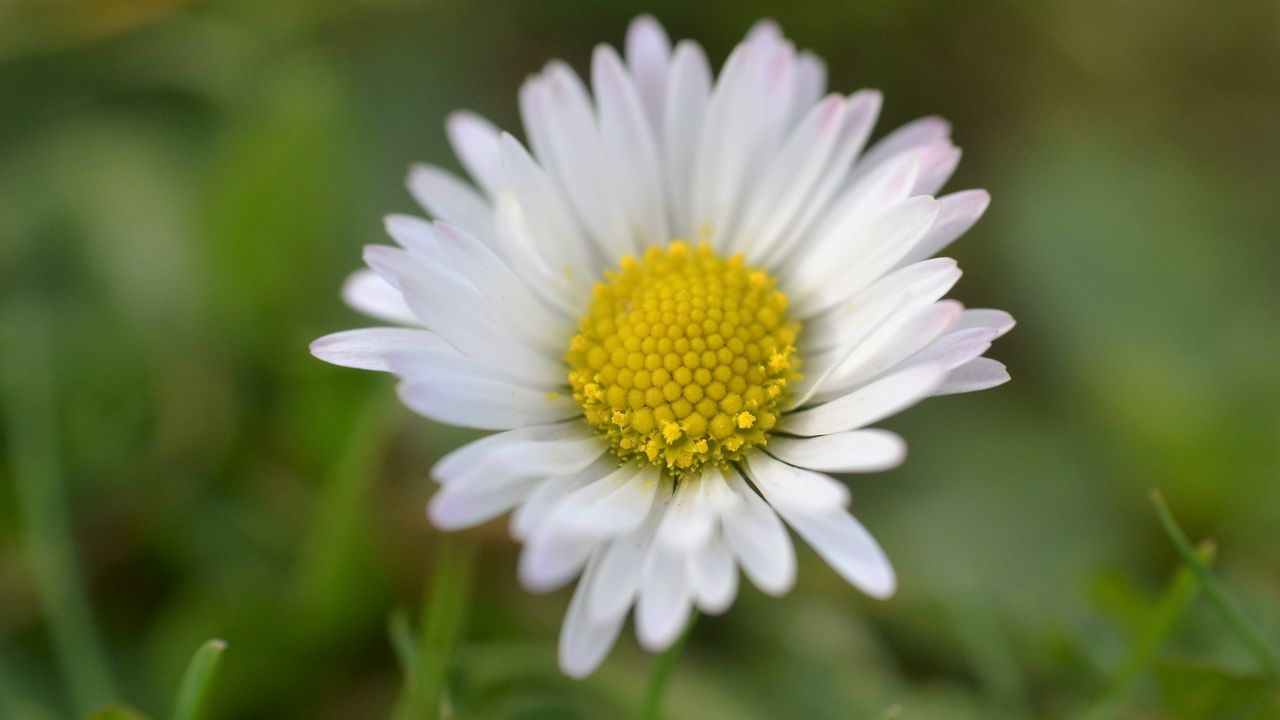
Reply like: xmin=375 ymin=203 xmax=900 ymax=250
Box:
xmin=1149 ymin=489 xmax=1280 ymax=684
xmin=393 ymin=534 xmax=479 ymax=720
xmin=638 ymin=611 xmax=698 ymax=720
xmin=171 ymin=639 xmax=227 ymax=720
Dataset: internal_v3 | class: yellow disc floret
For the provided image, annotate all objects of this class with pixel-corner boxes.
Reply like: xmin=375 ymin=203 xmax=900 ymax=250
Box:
xmin=566 ymin=241 xmax=802 ymax=479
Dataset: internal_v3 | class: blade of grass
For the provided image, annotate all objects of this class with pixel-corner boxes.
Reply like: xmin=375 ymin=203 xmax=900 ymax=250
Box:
xmin=945 ymin=586 xmax=1031 ymax=716
xmin=171 ymin=639 xmax=227 ymax=720
xmin=1079 ymin=540 xmax=1214 ymax=720
xmin=638 ymin=611 xmax=698 ymax=720
xmin=1150 ymin=489 xmax=1280 ymax=684
xmin=1 ymin=306 xmax=116 ymax=715
xmin=388 ymin=607 xmax=418 ymax=680
xmin=393 ymin=535 xmax=478 ymax=720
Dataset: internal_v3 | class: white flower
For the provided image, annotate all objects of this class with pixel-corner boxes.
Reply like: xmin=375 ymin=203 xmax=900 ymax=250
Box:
xmin=312 ymin=16 xmax=1013 ymax=677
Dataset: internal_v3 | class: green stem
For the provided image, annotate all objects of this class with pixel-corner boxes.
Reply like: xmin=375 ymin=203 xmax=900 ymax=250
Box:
xmin=171 ymin=639 xmax=227 ymax=720
xmin=638 ymin=610 xmax=698 ymax=720
xmin=1149 ymin=489 xmax=1280 ymax=684
xmin=393 ymin=535 xmax=479 ymax=720
xmin=1 ymin=307 xmax=116 ymax=716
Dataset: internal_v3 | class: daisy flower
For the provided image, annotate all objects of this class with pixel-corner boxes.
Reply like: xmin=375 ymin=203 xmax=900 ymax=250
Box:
xmin=312 ymin=16 xmax=1013 ymax=677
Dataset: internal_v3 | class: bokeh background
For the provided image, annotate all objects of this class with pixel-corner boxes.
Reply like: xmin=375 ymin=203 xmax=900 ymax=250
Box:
xmin=3 ymin=0 xmax=1279 ymax=718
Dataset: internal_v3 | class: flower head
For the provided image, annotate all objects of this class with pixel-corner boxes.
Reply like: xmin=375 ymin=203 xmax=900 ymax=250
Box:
xmin=312 ymin=16 xmax=1013 ymax=677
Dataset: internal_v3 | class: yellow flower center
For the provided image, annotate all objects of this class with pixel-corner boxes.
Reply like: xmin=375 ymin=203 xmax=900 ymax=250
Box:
xmin=566 ymin=241 xmax=802 ymax=478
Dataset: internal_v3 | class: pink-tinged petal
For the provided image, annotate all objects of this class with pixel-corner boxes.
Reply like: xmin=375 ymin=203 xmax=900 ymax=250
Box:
xmin=954 ymin=308 xmax=1015 ymax=339
xmin=897 ymin=189 xmax=991 ymax=266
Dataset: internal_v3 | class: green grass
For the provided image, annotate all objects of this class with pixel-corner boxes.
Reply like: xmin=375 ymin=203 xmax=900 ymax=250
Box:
xmin=2 ymin=1 xmax=1279 ymax=718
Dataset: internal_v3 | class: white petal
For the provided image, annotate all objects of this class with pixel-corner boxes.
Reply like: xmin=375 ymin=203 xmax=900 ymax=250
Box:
xmin=497 ymin=134 xmax=595 ymax=285
xmin=662 ymin=41 xmax=712 ymax=235
xmin=780 ymin=363 xmax=949 ymax=436
xmin=688 ymin=534 xmax=738 ymax=614
xmin=491 ymin=175 xmax=591 ymax=314
xmin=913 ymin=140 xmax=961 ymax=196
xmin=509 ymin=463 xmax=602 ymax=541
xmin=520 ymin=464 xmax=655 ymax=592
xmin=559 ymin=465 xmax=662 ymax=538
xmin=734 ymin=95 xmax=849 ymax=258
xmin=742 ymin=451 xmax=850 ymax=513
xmin=406 ymin=164 xmax=496 ymax=248
xmin=446 ymin=111 xmax=505 ymax=197
xmin=636 ymin=545 xmax=693 ymax=651
xmin=368 ymin=242 xmax=564 ymax=386
xmin=625 ymin=15 xmax=672 ymax=137
xmin=795 ymin=149 xmax=922 ymax=269
xmin=519 ymin=524 xmax=602 ymax=593
xmin=397 ymin=374 xmax=578 ymax=430
xmin=341 ymin=269 xmax=418 ymax=325
xmin=692 ymin=37 xmax=796 ymax=251
xmin=655 ymin=467 xmax=717 ymax=551
xmin=954 ymin=308 xmax=1015 ymax=338
xmin=721 ymin=471 xmax=795 ymax=595
xmin=787 ymin=292 xmax=918 ymax=410
xmin=757 ymin=90 xmax=882 ymax=267
xmin=765 ymin=430 xmax=907 ymax=473
xmin=592 ymin=45 xmax=667 ymax=245
xmin=790 ymin=51 xmax=827 ymax=126
xmin=559 ymin=554 xmax=628 ymax=678
xmin=803 ymin=256 xmax=961 ymax=353
xmin=813 ymin=300 xmax=963 ymax=403
xmin=772 ymin=504 xmax=896 ymax=599
xmin=849 ymin=115 xmax=951 ymax=185
xmin=792 ymin=196 xmax=942 ymax=318
xmin=523 ymin=64 xmax=632 ymax=259
xmin=310 ymin=327 xmax=443 ymax=372
xmin=427 ymin=474 xmax=540 ymax=530
xmin=907 ymin=326 xmax=996 ymax=371
xmin=434 ymin=221 xmax=573 ymax=351
xmin=434 ymin=421 xmax=590 ymax=483
xmin=431 ymin=422 xmax=602 ymax=487
xmin=933 ymin=357 xmax=1009 ymax=396
xmin=897 ymin=189 xmax=991 ymax=267
xmin=381 ymin=212 xmax=447 ymax=258
xmin=588 ymin=486 xmax=668 ymax=623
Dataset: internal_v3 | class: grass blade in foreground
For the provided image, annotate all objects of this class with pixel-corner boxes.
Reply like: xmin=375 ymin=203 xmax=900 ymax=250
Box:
xmin=1079 ymin=541 xmax=1214 ymax=720
xmin=172 ymin=639 xmax=227 ymax=720
xmin=1 ymin=307 xmax=116 ymax=715
xmin=1150 ymin=489 xmax=1280 ymax=684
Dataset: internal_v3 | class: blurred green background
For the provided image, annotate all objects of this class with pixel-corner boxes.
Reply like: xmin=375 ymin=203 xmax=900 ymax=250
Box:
xmin=3 ymin=0 xmax=1279 ymax=718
